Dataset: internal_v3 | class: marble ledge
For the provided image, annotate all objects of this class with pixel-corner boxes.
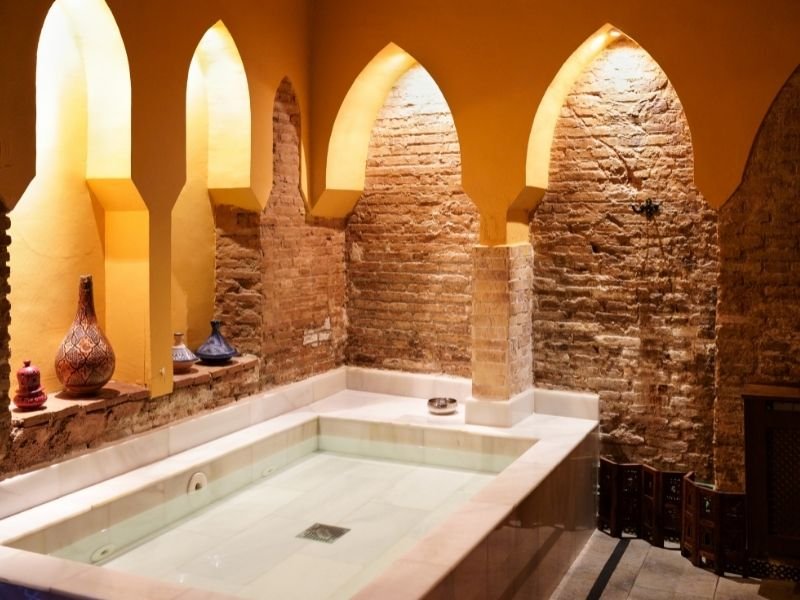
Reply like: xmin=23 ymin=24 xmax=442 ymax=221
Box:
xmin=10 ymin=381 xmax=149 ymax=428
xmin=9 ymin=355 xmax=259 ymax=428
xmin=172 ymin=355 xmax=258 ymax=389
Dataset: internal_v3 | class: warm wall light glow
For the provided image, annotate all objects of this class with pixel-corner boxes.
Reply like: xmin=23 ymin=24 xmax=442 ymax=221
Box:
xmin=174 ymin=57 xmax=212 ymax=345
xmin=325 ymin=43 xmax=417 ymax=192
xmin=60 ymin=0 xmax=131 ymax=178
xmin=11 ymin=0 xmax=149 ymax=393
xmin=193 ymin=21 xmax=252 ymax=195
xmin=34 ymin=2 xmax=88 ymax=175
xmin=526 ymin=24 xmax=621 ymax=190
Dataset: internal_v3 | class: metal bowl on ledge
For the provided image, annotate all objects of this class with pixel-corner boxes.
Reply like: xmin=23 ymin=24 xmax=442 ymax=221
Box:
xmin=427 ymin=397 xmax=458 ymax=415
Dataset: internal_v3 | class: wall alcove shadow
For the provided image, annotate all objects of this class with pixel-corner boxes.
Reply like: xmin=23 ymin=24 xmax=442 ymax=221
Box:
xmin=171 ymin=20 xmax=256 ymax=355
xmin=8 ymin=0 xmax=148 ymax=396
xmin=344 ymin=61 xmax=479 ymax=378
xmin=529 ymin=28 xmax=720 ymax=479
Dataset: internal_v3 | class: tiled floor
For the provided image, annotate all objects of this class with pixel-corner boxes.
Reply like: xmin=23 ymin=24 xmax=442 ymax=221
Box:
xmin=550 ymin=531 xmax=800 ymax=600
xmin=104 ymin=451 xmax=493 ymax=599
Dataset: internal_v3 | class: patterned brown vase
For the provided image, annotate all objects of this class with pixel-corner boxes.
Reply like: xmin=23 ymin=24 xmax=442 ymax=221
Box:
xmin=54 ymin=275 xmax=115 ymax=396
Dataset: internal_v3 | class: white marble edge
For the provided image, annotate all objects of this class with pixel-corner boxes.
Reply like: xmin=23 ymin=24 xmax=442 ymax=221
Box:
xmin=355 ymin=424 xmax=599 ymax=599
xmin=0 ymin=365 xmax=598 ymax=600
xmin=463 ymin=387 xmax=534 ymax=427
xmin=533 ymin=387 xmax=599 ymax=421
xmin=0 ymin=367 xmax=347 ymax=521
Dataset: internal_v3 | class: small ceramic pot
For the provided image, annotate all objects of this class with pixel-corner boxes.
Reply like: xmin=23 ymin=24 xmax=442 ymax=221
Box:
xmin=13 ymin=360 xmax=47 ymax=410
xmin=195 ymin=320 xmax=237 ymax=365
xmin=172 ymin=332 xmax=198 ymax=374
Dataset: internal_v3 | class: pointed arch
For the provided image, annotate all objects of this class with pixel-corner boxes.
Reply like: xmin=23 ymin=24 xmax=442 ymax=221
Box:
xmin=312 ymin=43 xmax=419 ymax=217
xmin=11 ymin=0 xmax=149 ymax=394
xmin=513 ymin=24 xmax=694 ymax=217
xmin=190 ymin=20 xmax=258 ymax=211
xmin=50 ymin=0 xmax=132 ymax=178
xmin=171 ymin=20 xmax=259 ymax=350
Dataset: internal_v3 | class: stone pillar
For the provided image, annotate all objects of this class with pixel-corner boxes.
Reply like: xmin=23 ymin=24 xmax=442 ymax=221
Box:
xmin=466 ymin=243 xmax=533 ymax=426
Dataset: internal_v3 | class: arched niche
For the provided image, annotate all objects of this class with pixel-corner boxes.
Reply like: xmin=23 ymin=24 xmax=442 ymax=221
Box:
xmin=171 ymin=21 xmax=256 ymax=351
xmin=529 ymin=31 xmax=718 ymax=477
xmin=9 ymin=0 xmax=149 ymax=395
xmin=510 ymin=25 xmax=697 ymax=238
xmin=345 ymin=63 xmax=479 ymax=377
xmin=311 ymin=43 xmax=419 ymax=218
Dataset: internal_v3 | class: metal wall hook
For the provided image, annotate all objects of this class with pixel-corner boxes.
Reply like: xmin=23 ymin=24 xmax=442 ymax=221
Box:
xmin=631 ymin=198 xmax=660 ymax=220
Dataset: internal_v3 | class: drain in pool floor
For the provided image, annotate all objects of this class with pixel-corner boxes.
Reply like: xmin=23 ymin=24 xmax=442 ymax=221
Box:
xmin=297 ymin=523 xmax=350 ymax=544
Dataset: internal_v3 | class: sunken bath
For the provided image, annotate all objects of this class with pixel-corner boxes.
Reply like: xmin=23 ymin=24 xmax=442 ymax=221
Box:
xmin=0 ymin=368 xmax=598 ymax=599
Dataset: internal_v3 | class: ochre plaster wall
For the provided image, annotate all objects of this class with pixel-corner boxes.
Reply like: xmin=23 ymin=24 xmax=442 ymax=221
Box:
xmin=8 ymin=4 xmax=107 ymax=393
xmin=108 ymin=0 xmax=311 ymax=396
xmin=345 ymin=66 xmax=478 ymax=377
xmin=531 ymin=42 xmax=719 ymax=477
xmin=309 ymin=0 xmax=800 ymax=231
xmin=0 ymin=0 xmax=310 ymax=399
xmin=172 ymin=54 xmax=216 ymax=349
xmin=715 ymin=67 xmax=800 ymax=491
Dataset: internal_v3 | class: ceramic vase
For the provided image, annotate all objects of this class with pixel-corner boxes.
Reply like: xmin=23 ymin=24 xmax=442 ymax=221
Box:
xmin=172 ymin=332 xmax=198 ymax=374
xmin=54 ymin=275 xmax=115 ymax=395
xmin=195 ymin=320 xmax=237 ymax=365
xmin=13 ymin=360 xmax=47 ymax=410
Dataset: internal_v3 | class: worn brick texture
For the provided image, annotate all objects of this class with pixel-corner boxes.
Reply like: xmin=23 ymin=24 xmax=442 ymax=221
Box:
xmin=715 ymin=66 xmax=800 ymax=491
xmin=531 ymin=41 xmax=719 ymax=477
xmin=214 ymin=204 xmax=263 ymax=357
xmin=214 ymin=79 xmax=347 ymax=387
xmin=260 ymin=78 xmax=347 ymax=386
xmin=0 ymin=211 xmax=10 ymax=463
xmin=472 ymin=244 xmax=533 ymax=399
xmin=346 ymin=65 xmax=479 ymax=376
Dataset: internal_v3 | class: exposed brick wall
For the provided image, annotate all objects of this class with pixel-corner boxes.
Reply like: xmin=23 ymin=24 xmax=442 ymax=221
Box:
xmin=472 ymin=244 xmax=533 ymax=399
xmin=715 ymin=66 xmax=800 ymax=491
xmin=212 ymin=79 xmax=346 ymax=387
xmin=260 ymin=78 xmax=346 ymax=386
xmin=531 ymin=41 xmax=719 ymax=477
xmin=346 ymin=65 xmax=479 ymax=377
xmin=214 ymin=205 xmax=263 ymax=357
xmin=0 ymin=210 xmax=10 ymax=463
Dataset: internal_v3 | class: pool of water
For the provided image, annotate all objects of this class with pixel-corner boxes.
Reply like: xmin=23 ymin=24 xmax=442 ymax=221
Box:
xmin=104 ymin=451 xmax=494 ymax=599
xmin=7 ymin=415 xmax=531 ymax=599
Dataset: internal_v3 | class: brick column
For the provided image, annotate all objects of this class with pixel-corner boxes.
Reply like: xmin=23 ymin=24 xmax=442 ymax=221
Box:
xmin=467 ymin=243 xmax=533 ymax=426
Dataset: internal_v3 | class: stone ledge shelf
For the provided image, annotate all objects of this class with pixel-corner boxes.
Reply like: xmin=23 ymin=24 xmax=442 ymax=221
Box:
xmin=10 ymin=381 xmax=149 ymax=428
xmin=172 ymin=356 xmax=256 ymax=389
xmin=2 ymin=355 xmax=260 ymax=478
